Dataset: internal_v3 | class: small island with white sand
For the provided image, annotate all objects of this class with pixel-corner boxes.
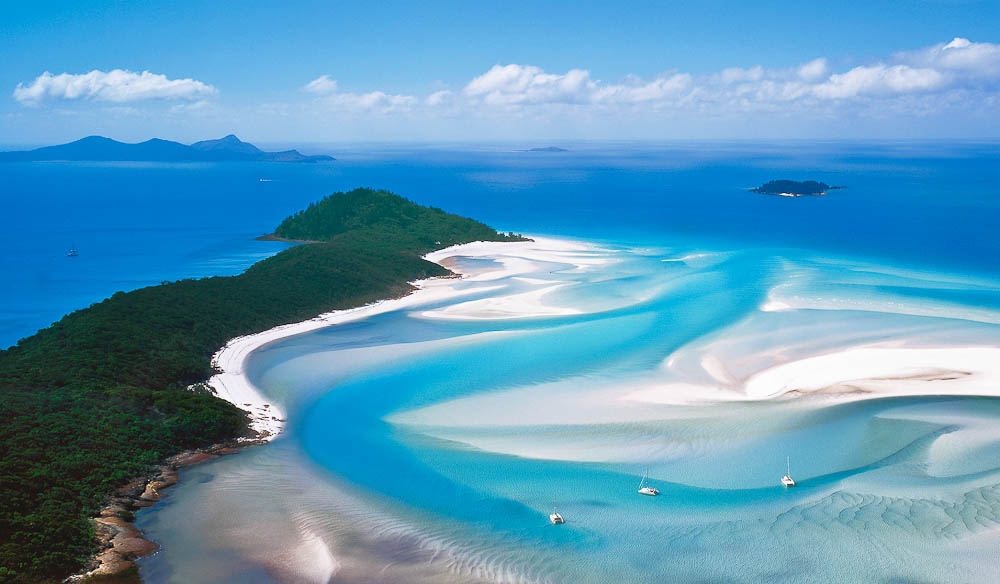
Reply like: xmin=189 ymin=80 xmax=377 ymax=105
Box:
xmin=752 ymin=180 xmax=843 ymax=197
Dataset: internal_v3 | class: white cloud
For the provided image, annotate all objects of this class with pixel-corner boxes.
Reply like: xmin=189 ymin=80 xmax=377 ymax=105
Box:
xmin=596 ymin=73 xmax=692 ymax=104
xmin=426 ymin=90 xmax=454 ymax=106
xmin=302 ymin=74 xmax=416 ymax=111
xmin=323 ymin=90 xmax=416 ymax=111
xmin=945 ymin=37 xmax=972 ymax=50
xmin=303 ymin=75 xmax=338 ymax=95
xmin=719 ymin=66 xmax=764 ymax=84
xmin=812 ymin=64 xmax=946 ymax=99
xmin=13 ymin=69 xmax=217 ymax=106
xmin=448 ymin=38 xmax=1000 ymax=113
xmin=168 ymin=99 xmax=216 ymax=114
xmin=797 ymin=58 xmax=828 ymax=82
xmin=462 ymin=64 xmax=695 ymax=106
xmin=302 ymin=76 xmax=416 ymax=113
xmin=903 ymin=37 xmax=1000 ymax=75
xmin=284 ymin=38 xmax=1000 ymax=137
xmin=464 ymin=64 xmax=597 ymax=105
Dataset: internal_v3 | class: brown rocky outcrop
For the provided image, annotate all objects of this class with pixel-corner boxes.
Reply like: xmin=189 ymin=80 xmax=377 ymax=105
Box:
xmin=67 ymin=441 xmax=250 ymax=582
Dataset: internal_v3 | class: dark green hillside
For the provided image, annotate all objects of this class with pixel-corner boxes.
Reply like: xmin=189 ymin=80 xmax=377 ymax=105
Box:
xmin=274 ymin=187 xmax=528 ymax=245
xmin=751 ymin=180 xmax=836 ymax=196
xmin=0 ymin=188 xmax=522 ymax=583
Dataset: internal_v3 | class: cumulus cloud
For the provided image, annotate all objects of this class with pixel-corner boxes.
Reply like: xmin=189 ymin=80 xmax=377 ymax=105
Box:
xmin=811 ymin=64 xmax=946 ymax=99
xmin=447 ymin=38 xmax=1000 ymax=114
xmin=426 ymin=90 xmax=454 ymax=106
xmin=596 ymin=73 xmax=694 ymax=104
xmin=302 ymin=75 xmax=416 ymax=112
xmin=13 ymin=69 xmax=217 ymax=106
xmin=902 ymin=37 xmax=1000 ymax=75
xmin=804 ymin=37 xmax=1000 ymax=100
xmin=464 ymin=64 xmax=596 ymax=105
xmin=719 ymin=66 xmax=764 ymax=84
xmin=289 ymin=38 xmax=1000 ymax=134
xmin=797 ymin=58 xmax=828 ymax=82
xmin=462 ymin=64 xmax=695 ymax=106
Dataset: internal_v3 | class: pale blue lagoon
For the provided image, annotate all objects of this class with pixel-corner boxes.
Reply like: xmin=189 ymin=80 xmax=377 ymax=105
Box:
xmin=5 ymin=143 xmax=999 ymax=582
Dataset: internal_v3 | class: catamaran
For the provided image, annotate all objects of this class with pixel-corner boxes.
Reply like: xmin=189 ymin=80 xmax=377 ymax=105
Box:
xmin=637 ymin=467 xmax=660 ymax=496
xmin=549 ymin=497 xmax=565 ymax=524
xmin=781 ymin=456 xmax=796 ymax=487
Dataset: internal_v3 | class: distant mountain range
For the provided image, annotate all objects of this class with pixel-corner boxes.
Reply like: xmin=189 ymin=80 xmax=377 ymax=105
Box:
xmin=0 ymin=134 xmax=335 ymax=163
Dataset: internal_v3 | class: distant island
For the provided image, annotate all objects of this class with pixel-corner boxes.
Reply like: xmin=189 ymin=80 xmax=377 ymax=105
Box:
xmin=523 ymin=146 xmax=568 ymax=152
xmin=0 ymin=134 xmax=334 ymax=163
xmin=751 ymin=180 xmax=843 ymax=197
xmin=0 ymin=189 xmax=525 ymax=582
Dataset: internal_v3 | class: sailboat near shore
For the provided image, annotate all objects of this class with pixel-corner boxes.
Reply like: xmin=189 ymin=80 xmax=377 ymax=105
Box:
xmin=637 ymin=467 xmax=660 ymax=496
xmin=549 ymin=497 xmax=565 ymax=524
xmin=781 ymin=456 xmax=796 ymax=487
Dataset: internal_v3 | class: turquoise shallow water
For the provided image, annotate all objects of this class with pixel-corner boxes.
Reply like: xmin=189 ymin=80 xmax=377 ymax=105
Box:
xmin=23 ymin=142 xmax=989 ymax=582
xmin=137 ymin=236 xmax=1000 ymax=583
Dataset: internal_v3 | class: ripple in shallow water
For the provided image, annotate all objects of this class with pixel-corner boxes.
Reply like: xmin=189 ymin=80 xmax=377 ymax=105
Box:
xmin=139 ymin=239 xmax=1000 ymax=583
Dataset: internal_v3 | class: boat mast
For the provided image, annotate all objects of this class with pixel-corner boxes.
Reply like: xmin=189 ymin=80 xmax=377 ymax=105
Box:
xmin=786 ymin=456 xmax=790 ymax=477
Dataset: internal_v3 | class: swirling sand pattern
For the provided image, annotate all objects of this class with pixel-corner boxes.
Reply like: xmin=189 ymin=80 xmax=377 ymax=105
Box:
xmin=138 ymin=237 xmax=1000 ymax=583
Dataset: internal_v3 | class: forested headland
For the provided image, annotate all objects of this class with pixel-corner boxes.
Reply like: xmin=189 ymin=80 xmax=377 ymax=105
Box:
xmin=0 ymin=188 xmax=526 ymax=583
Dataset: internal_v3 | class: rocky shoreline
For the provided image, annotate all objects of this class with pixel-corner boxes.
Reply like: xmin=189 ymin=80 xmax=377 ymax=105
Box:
xmin=67 ymin=440 xmax=266 ymax=583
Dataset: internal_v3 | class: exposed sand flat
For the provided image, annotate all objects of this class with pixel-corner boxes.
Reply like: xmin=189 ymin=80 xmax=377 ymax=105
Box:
xmin=424 ymin=236 xmax=615 ymax=280
xmin=207 ymin=236 xmax=600 ymax=439
xmin=417 ymin=283 xmax=581 ymax=320
xmin=761 ymin=292 xmax=1000 ymax=325
xmin=394 ymin=345 xmax=1000 ymax=443
xmin=624 ymin=345 xmax=1000 ymax=407
xmin=660 ymin=252 xmax=719 ymax=268
xmin=743 ymin=346 xmax=1000 ymax=400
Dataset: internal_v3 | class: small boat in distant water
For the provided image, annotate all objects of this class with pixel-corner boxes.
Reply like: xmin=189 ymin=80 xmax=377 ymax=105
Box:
xmin=637 ymin=467 xmax=660 ymax=496
xmin=549 ymin=497 xmax=565 ymax=524
xmin=781 ymin=456 xmax=796 ymax=487
xmin=259 ymin=178 xmax=273 ymax=182
xmin=67 ymin=245 xmax=79 ymax=257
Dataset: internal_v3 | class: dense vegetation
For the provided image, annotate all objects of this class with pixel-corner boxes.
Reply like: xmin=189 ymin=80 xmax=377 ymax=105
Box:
xmin=0 ymin=188 xmax=524 ymax=583
xmin=274 ymin=187 xmax=527 ymax=244
xmin=751 ymin=180 xmax=832 ymax=195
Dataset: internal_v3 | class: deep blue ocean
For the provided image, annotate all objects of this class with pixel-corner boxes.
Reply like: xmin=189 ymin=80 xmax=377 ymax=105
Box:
xmin=5 ymin=142 xmax=1000 ymax=583
xmin=2 ymin=141 xmax=998 ymax=348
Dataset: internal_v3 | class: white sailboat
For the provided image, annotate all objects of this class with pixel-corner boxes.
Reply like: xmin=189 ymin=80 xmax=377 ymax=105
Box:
xmin=549 ymin=497 xmax=565 ymax=524
xmin=781 ymin=456 xmax=796 ymax=487
xmin=637 ymin=467 xmax=660 ymax=496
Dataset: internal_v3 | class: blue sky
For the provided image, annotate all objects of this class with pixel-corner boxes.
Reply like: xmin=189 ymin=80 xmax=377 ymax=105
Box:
xmin=2 ymin=0 xmax=999 ymax=144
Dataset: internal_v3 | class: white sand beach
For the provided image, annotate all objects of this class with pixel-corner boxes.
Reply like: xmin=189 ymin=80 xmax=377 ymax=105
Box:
xmin=207 ymin=235 xmax=607 ymax=439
